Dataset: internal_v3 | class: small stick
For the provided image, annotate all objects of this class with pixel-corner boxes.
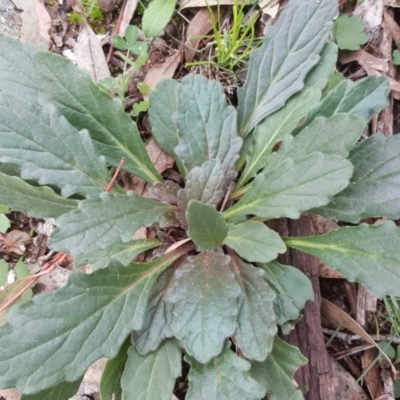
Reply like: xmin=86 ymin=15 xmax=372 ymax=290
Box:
xmin=106 ymin=158 xmax=125 ymax=192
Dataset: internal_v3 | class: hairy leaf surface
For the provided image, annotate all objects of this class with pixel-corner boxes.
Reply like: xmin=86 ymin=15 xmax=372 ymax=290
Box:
xmin=0 ymin=96 xmax=110 ymax=198
xmin=0 ymin=251 xmax=186 ymax=393
xmin=224 ymin=221 xmax=286 ymax=263
xmin=33 ymin=52 xmax=161 ymax=183
xmin=229 ymin=256 xmax=277 ymax=361
xmin=50 ymin=192 xmax=172 ymax=257
xmin=174 ymin=75 xmax=242 ymax=173
xmin=251 ymin=337 xmax=307 ymax=400
xmin=0 ymin=172 xmax=77 ymax=218
xmin=262 ymin=262 xmax=313 ymax=333
xmin=186 ymin=343 xmax=266 ymax=400
xmin=237 ymin=0 xmax=336 ymax=135
xmin=21 ymin=379 xmax=82 ymax=400
xmin=187 ymin=200 xmax=228 ymax=251
xmin=314 ymin=134 xmax=400 ymax=222
xmin=285 ymin=221 xmax=400 ymax=297
xmin=238 ymin=88 xmax=320 ymax=187
xmin=165 ymin=252 xmax=240 ymax=363
xmin=121 ymin=340 xmax=181 ymax=400
xmin=75 ymin=239 xmax=161 ymax=270
xmin=226 ymin=153 xmax=353 ymax=220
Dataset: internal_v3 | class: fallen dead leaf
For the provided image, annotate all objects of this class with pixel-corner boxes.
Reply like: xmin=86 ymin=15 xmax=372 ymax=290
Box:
xmin=146 ymin=138 xmax=175 ymax=174
xmin=76 ymin=23 xmax=111 ymax=82
xmin=185 ymin=8 xmax=214 ymax=63
xmin=383 ymin=11 xmax=400 ymax=50
xmin=339 ymin=49 xmax=389 ymax=73
xmin=117 ymin=0 xmax=139 ymax=36
xmin=385 ymin=0 xmax=400 ymax=6
xmin=353 ymin=0 xmax=383 ymax=36
xmin=362 ymin=348 xmax=383 ymax=399
xmin=0 ymin=388 xmax=21 ymax=400
xmin=258 ymin=0 xmax=279 ymax=18
xmin=5 ymin=230 xmax=31 ymax=255
xmin=143 ymin=50 xmax=182 ymax=101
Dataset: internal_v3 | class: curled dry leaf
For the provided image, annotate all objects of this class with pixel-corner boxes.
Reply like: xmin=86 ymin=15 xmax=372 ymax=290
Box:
xmin=5 ymin=230 xmax=31 ymax=255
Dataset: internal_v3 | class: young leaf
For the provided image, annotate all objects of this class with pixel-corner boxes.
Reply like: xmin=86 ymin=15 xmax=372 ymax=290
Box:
xmin=33 ymin=52 xmax=162 ymax=183
xmin=313 ymin=134 xmax=400 ymax=223
xmin=74 ymin=239 xmax=161 ymax=270
xmin=100 ymin=337 xmax=131 ymax=400
xmin=285 ymin=221 xmax=400 ymax=298
xmin=261 ymin=262 xmax=314 ymax=333
xmin=225 ymin=153 xmax=353 ymax=220
xmin=187 ymin=200 xmax=228 ymax=251
xmin=238 ymin=87 xmax=321 ymax=187
xmin=0 ymin=34 xmax=38 ymax=103
xmin=0 ymin=249 xmax=188 ymax=394
xmin=237 ymin=0 xmax=336 ymax=136
xmin=165 ymin=252 xmax=240 ymax=363
xmin=21 ymin=378 xmax=82 ymax=400
xmin=185 ymin=342 xmax=266 ymax=400
xmin=229 ymin=256 xmax=277 ymax=361
xmin=333 ymin=15 xmax=368 ymax=51
xmin=224 ymin=221 xmax=286 ymax=263
xmin=49 ymin=192 xmax=173 ymax=257
xmin=0 ymin=96 xmax=110 ymax=198
xmin=133 ymin=268 xmax=175 ymax=355
xmin=121 ymin=340 xmax=181 ymax=400
xmin=305 ymin=76 xmax=390 ymax=125
xmin=142 ymin=0 xmax=177 ymax=38
xmin=0 ymin=172 xmax=77 ymax=218
xmin=250 ymin=337 xmax=307 ymax=400
xmin=174 ymin=75 xmax=242 ymax=174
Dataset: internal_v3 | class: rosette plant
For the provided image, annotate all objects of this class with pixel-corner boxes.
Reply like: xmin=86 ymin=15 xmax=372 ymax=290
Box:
xmin=0 ymin=0 xmax=397 ymax=399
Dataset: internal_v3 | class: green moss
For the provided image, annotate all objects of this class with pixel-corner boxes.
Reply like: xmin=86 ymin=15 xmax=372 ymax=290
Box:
xmin=67 ymin=12 xmax=84 ymax=25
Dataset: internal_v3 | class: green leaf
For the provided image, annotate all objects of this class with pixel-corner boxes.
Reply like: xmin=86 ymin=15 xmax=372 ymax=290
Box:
xmin=0 ymin=249 xmax=187 ymax=393
xmin=333 ymin=14 xmax=368 ymax=51
xmin=225 ymin=153 xmax=353 ymax=220
xmin=275 ymin=114 xmax=366 ymax=162
xmin=33 ymin=52 xmax=161 ymax=183
xmin=0 ymin=96 xmax=110 ymax=198
xmin=21 ymin=378 xmax=82 ymax=400
xmin=304 ymin=42 xmax=338 ymax=90
xmin=313 ymin=134 xmax=400 ymax=223
xmin=125 ymin=25 xmax=139 ymax=47
xmin=237 ymin=0 xmax=336 ymax=136
xmin=0 ymin=172 xmax=77 ymax=218
xmin=0 ymin=34 xmax=38 ymax=103
xmin=285 ymin=221 xmax=400 ymax=298
xmin=229 ymin=256 xmax=277 ymax=361
xmin=165 ymin=252 xmax=240 ymax=363
xmin=133 ymin=268 xmax=175 ymax=354
xmin=187 ymin=200 xmax=228 ymax=251
xmin=261 ymin=262 xmax=313 ymax=333
xmin=238 ymin=87 xmax=321 ymax=187
xmin=121 ymin=340 xmax=181 ymax=400
xmin=186 ymin=342 xmax=266 ymax=400
xmin=175 ymin=75 xmax=242 ymax=174
xmin=250 ymin=337 xmax=307 ymax=400
xmin=100 ymin=337 xmax=130 ymax=400
xmin=112 ymin=35 xmax=129 ymax=50
xmin=393 ymin=49 xmax=400 ymax=65
xmin=305 ymin=76 xmax=390 ymax=124
xmin=49 ymin=192 xmax=172 ymax=257
xmin=75 ymin=239 xmax=161 ymax=270
xmin=224 ymin=221 xmax=286 ymax=263
xmin=142 ymin=0 xmax=177 ymax=38
xmin=0 ymin=213 xmax=10 ymax=233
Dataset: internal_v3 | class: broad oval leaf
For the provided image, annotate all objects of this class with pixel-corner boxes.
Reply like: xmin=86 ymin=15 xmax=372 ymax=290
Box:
xmin=0 ymin=250 xmax=187 ymax=394
xmin=187 ymin=200 xmax=228 ymax=251
xmin=229 ymin=256 xmax=277 ymax=361
xmin=33 ymin=52 xmax=161 ymax=183
xmin=224 ymin=221 xmax=286 ymax=263
xmin=0 ymin=96 xmax=110 ymax=198
xmin=185 ymin=342 xmax=266 ymax=400
xmin=0 ymin=171 xmax=77 ymax=218
xmin=165 ymin=252 xmax=241 ymax=363
xmin=313 ymin=134 xmax=400 ymax=223
xmin=49 ymin=192 xmax=173 ymax=257
xmin=174 ymin=75 xmax=242 ymax=174
xmin=250 ymin=337 xmax=307 ymax=400
xmin=261 ymin=262 xmax=314 ymax=334
xmin=285 ymin=221 xmax=400 ymax=297
xmin=237 ymin=0 xmax=337 ymax=136
xmin=142 ymin=0 xmax=177 ymax=38
xmin=121 ymin=340 xmax=181 ymax=400
xmin=21 ymin=379 xmax=82 ymax=400
xmin=226 ymin=153 xmax=353 ymax=220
